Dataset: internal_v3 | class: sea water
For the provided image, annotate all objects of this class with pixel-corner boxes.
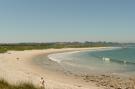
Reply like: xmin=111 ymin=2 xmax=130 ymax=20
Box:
xmin=48 ymin=47 xmax=135 ymax=75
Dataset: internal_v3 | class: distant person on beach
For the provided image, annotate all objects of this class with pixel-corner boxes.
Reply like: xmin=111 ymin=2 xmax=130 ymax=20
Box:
xmin=40 ymin=77 xmax=45 ymax=89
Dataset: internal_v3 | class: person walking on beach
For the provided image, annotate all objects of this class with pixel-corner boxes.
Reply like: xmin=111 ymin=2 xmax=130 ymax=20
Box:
xmin=40 ymin=77 xmax=45 ymax=89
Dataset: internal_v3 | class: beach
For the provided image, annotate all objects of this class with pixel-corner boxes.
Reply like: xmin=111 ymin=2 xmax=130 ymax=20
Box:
xmin=0 ymin=47 xmax=135 ymax=89
xmin=0 ymin=0 xmax=134 ymax=88
xmin=0 ymin=47 xmax=108 ymax=89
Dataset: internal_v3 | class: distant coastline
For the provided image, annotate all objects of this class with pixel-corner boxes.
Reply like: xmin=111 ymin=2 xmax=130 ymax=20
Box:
xmin=0 ymin=42 xmax=122 ymax=53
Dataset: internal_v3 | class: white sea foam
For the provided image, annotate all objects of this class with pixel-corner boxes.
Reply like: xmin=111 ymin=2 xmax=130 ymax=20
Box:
xmin=48 ymin=51 xmax=81 ymax=63
xmin=102 ymin=57 xmax=111 ymax=61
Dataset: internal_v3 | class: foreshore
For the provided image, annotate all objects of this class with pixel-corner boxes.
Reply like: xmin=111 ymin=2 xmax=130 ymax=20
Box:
xmin=0 ymin=47 xmax=134 ymax=89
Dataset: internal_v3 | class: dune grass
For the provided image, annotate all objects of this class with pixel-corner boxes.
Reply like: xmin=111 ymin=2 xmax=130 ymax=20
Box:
xmin=0 ymin=79 xmax=41 ymax=89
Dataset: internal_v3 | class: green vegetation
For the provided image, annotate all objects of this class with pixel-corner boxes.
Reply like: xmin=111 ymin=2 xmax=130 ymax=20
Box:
xmin=0 ymin=79 xmax=41 ymax=89
xmin=0 ymin=42 xmax=121 ymax=53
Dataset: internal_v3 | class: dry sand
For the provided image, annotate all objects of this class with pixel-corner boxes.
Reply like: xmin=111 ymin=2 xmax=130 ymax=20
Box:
xmin=0 ymin=47 xmax=109 ymax=89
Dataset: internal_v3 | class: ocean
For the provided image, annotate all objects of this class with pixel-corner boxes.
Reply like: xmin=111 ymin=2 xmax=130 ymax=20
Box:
xmin=35 ymin=47 xmax=135 ymax=76
xmin=47 ymin=47 xmax=135 ymax=75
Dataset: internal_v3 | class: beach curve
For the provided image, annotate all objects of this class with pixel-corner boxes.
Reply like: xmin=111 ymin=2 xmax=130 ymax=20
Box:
xmin=0 ymin=47 xmax=110 ymax=89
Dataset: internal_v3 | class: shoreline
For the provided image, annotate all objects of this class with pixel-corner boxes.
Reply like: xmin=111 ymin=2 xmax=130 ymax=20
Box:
xmin=0 ymin=47 xmax=108 ymax=89
xmin=47 ymin=47 xmax=118 ymax=63
xmin=1 ymin=47 xmax=134 ymax=89
xmin=45 ymin=47 xmax=122 ymax=75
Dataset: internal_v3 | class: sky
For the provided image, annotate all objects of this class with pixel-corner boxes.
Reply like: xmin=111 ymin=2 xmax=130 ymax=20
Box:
xmin=0 ymin=0 xmax=135 ymax=43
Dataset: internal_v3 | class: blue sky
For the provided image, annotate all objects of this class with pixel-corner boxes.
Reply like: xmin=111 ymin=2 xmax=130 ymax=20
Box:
xmin=0 ymin=0 xmax=135 ymax=43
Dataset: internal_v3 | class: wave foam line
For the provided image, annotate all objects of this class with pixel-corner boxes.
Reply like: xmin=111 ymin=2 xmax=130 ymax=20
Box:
xmin=48 ymin=51 xmax=81 ymax=63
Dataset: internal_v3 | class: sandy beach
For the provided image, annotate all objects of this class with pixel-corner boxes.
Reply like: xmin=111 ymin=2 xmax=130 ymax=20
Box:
xmin=0 ymin=47 xmax=135 ymax=89
xmin=0 ymin=47 xmax=111 ymax=89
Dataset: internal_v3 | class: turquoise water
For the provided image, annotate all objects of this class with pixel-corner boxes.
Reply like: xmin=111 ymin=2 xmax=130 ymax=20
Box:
xmin=35 ymin=47 xmax=135 ymax=75
xmin=89 ymin=47 xmax=135 ymax=64
xmin=56 ymin=47 xmax=135 ymax=75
